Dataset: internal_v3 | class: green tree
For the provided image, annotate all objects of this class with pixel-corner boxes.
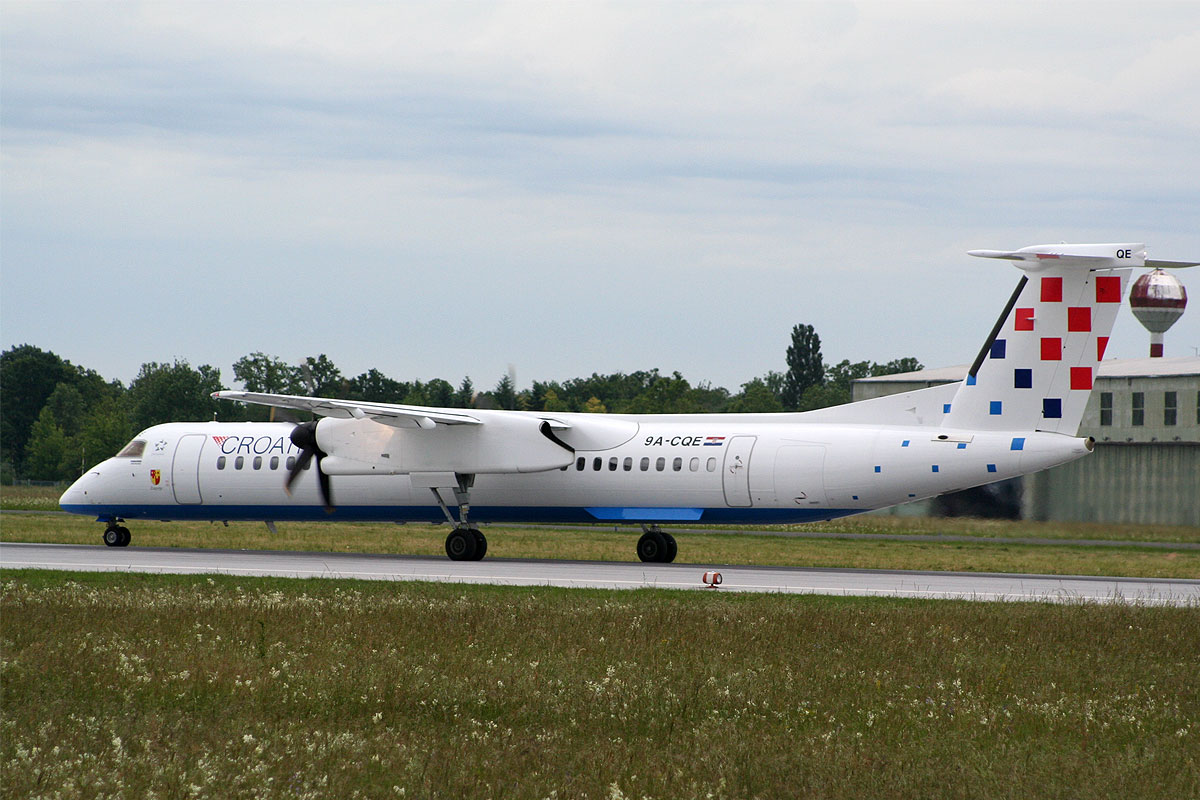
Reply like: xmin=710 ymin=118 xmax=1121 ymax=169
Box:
xmin=727 ymin=377 xmax=784 ymax=413
xmin=44 ymin=383 xmax=87 ymax=437
xmin=346 ymin=368 xmax=409 ymax=403
xmin=233 ymin=352 xmax=302 ymax=394
xmin=583 ymin=396 xmax=607 ymax=414
xmin=628 ymin=371 xmax=698 ymax=414
xmin=541 ymin=388 xmax=570 ymax=412
xmin=783 ymin=324 xmax=824 ymax=410
xmin=63 ymin=395 xmax=134 ymax=477
xmin=299 ymin=354 xmax=343 ymax=397
xmin=873 ymin=357 xmax=922 ymax=376
xmin=127 ymin=360 xmax=224 ymax=429
xmin=24 ymin=407 xmax=69 ymax=481
xmin=493 ymin=374 xmax=517 ymax=410
xmin=425 ymin=379 xmax=455 ymax=407
xmin=454 ymin=377 xmax=475 ymax=409
xmin=0 ymin=345 xmax=94 ymax=472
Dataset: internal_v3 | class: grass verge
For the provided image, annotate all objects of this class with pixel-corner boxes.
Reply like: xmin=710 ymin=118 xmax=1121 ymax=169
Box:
xmin=2 ymin=571 xmax=1197 ymax=799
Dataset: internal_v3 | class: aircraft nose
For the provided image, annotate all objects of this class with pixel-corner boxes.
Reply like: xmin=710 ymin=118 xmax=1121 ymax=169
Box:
xmin=59 ymin=472 xmax=99 ymax=509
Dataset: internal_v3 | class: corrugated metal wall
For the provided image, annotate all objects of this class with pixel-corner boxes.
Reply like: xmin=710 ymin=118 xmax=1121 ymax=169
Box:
xmin=1022 ymin=444 xmax=1200 ymax=526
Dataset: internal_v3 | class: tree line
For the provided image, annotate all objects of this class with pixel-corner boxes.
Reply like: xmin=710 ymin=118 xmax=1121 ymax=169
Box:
xmin=1 ymin=325 xmax=920 ymax=482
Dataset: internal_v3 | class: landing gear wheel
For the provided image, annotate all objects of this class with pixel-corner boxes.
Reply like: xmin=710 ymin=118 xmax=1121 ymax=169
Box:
xmin=661 ymin=532 xmax=677 ymax=563
xmin=637 ymin=530 xmax=669 ymax=563
xmin=445 ymin=528 xmax=479 ymax=561
xmin=115 ymin=526 xmax=131 ymax=547
xmin=470 ymin=529 xmax=487 ymax=560
xmin=103 ymin=526 xmax=122 ymax=547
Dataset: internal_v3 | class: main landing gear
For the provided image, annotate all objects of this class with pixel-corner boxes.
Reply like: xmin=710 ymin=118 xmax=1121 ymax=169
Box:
xmin=637 ymin=525 xmax=677 ymax=563
xmin=431 ymin=474 xmax=488 ymax=561
xmin=103 ymin=522 xmax=131 ymax=547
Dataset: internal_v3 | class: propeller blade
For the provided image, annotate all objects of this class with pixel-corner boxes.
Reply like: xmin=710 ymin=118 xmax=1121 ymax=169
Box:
xmin=284 ymin=421 xmax=334 ymax=512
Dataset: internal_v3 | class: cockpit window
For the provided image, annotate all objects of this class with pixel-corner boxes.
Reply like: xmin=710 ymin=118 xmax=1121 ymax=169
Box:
xmin=116 ymin=439 xmax=146 ymax=458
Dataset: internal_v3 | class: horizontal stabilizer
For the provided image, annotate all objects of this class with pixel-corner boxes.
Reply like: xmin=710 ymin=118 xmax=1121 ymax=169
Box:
xmin=968 ymin=243 xmax=1144 ymax=271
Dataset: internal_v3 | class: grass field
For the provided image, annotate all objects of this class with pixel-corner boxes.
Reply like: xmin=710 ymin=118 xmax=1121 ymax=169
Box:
xmin=2 ymin=571 xmax=1197 ymax=799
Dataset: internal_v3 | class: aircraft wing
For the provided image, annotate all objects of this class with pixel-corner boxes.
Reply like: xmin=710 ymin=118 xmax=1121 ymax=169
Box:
xmin=212 ymin=391 xmax=481 ymax=429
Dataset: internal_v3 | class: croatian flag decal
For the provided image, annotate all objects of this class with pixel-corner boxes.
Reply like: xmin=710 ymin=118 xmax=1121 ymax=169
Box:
xmin=704 ymin=436 xmax=726 ymax=446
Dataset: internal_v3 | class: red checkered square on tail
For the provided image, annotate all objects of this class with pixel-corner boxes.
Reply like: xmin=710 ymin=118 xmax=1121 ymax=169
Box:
xmin=943 ymin=267 xmax=1129 ymax=436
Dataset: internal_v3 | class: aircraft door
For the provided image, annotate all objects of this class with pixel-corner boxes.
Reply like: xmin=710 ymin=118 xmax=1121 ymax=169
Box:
xmin=773 ymin=445 xmax=827 ymax=508
xmin=722 ymin=435 xmax=756 ymax=507
xmin=172 ymin=434 xmax=206 ymax=504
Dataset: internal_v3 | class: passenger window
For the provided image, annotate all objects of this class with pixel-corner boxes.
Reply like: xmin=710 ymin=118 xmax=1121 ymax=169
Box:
xmin=116 ymin=440 xmax=146 ymax=458
xmin=655 ymin=457 xmax=665 ymax=472
xmin=253 ymin=456 xmax=262 ymax=470
xmin=286 ymin=456 xmax=296 ymax=471
xmin=640 ymin=457 xmax=650 ymax=471
xmin=623 ymin=457 xmax=633 ymax=471
xmin=217 ymin=456 xmax=226 ymax=470
xmin=235 ymin=456 xmax=245 ymax=470
xmin=608 ymin=457 xmax=618 ymax=471
xmin=576 ymin=457 xmax=586 ymax=471
xmin=706 ymin=458 xmax=716 ymax=472
xmin=690 ymin=457 xmax=700 ymax=472
xmin=270 ymin=456 xmax=279 ymax=470
xmin=593 ymin=457 xmax=602 ymax=471
xmin=672 ymin=457 xmax=683 ymax=471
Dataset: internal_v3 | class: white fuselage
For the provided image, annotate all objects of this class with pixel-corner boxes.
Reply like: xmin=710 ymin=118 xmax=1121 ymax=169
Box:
xmin=60 ymin=416 xmax=1090 ymax=526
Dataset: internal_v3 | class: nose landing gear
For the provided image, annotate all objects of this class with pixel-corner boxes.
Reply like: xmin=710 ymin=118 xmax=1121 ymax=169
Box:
xmin=103 ymin=522 xmax=131 ymax=547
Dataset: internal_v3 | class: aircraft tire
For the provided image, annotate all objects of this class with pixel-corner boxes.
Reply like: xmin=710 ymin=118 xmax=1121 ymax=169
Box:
xmin=661 ymin=532 xmax=677 ymax=563
xmin=116 ymin=526 xmax=131 ymax=547
xmin=470 ymin=529 xmax=487 ymax=560
xmin=637 ymin=530 xmax=669 ymax=563
xmin=103 ymin=527 xmax=122 ymax=547
xmin=445 ymin=529 xmax=478 ymax=561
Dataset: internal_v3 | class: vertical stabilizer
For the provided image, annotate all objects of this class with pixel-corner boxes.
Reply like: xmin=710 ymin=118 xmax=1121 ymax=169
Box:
xmin=944 ymin=243 xmax=1137 ymax=435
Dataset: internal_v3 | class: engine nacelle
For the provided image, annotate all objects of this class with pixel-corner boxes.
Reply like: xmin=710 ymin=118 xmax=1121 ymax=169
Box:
xmin=315 ymin=415 xmax=574 ymax=476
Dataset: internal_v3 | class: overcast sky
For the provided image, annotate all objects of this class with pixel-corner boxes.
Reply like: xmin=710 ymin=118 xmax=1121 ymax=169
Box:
xmin=3 ymin=1 xmax=1198 ymax=394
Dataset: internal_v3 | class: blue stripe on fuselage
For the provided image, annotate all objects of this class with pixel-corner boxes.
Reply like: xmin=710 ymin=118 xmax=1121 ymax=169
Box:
xmin=61 ymin=504 xmax=859 ymax=526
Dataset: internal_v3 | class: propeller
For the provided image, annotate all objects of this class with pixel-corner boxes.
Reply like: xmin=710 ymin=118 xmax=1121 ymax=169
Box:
xmin=285 ymin=421 xmax=334 ymax=513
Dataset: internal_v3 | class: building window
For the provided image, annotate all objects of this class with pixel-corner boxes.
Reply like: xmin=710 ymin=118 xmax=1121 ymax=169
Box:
xmin=1099 ymin=392 xmax=1112 ymax=426
xmin=1131 ymin=392 xmax=1144 ymax=426
xmin=1164 ymin=391 xmax=1177 ymax=427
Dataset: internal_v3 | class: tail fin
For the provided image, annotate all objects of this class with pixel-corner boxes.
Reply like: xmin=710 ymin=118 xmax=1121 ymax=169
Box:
xmin=943 ymin=243 xmax=1137 ymax=435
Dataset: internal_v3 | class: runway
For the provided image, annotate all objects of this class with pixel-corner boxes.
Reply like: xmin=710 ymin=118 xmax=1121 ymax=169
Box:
xmin=3 ymin=542 xmax=1197 ymax=605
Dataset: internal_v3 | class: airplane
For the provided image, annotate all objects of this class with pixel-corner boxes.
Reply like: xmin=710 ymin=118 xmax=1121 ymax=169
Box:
xmin=59 ymin=243 xmax=1197 ymax=562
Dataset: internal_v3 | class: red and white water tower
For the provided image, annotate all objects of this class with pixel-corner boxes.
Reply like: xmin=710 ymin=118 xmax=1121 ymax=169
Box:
xmin=1129 ymin=269 xmax=1188 ymax=357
